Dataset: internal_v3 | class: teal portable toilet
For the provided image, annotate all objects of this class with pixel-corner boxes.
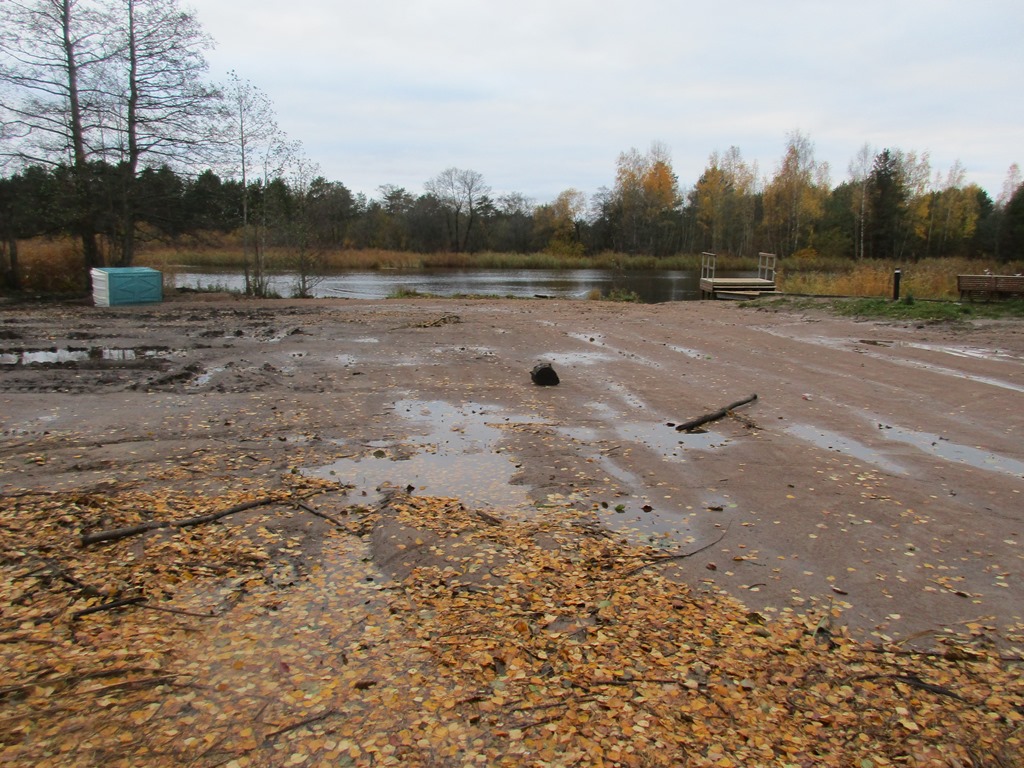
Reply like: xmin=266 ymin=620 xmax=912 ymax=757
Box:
xmin=91 ymin=267 xmax=163 ymax=306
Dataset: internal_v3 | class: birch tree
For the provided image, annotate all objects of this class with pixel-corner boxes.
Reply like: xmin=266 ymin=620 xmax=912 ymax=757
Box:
xmin=221 ymin=71 xmax=283 ymax=295
xmin=761 ymin=131 xmax=830 ymax=257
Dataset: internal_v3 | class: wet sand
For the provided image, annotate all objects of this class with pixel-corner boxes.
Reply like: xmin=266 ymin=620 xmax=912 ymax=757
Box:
xmin=2 ymin=294 xmax=1022 ymax=644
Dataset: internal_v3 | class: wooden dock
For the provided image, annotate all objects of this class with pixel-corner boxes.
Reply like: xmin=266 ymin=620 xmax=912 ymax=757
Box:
xmin=699 ymin=252 xmax=777 ymax=299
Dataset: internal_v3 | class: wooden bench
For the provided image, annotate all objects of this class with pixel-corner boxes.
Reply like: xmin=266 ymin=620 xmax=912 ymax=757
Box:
xmin=957 ymin=274 xmax=1024 ymax=300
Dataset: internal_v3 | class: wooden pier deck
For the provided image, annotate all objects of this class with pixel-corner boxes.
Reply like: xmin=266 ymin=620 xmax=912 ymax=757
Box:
xmin=699 ymin=252 xmax=777 ymax=299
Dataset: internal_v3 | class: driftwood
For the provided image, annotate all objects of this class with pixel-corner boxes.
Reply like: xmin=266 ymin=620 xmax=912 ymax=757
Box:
xmin=80 ymin=497 xmax=281 ymax=546
xmin=674 ymin=394 xmax=758 ymax=432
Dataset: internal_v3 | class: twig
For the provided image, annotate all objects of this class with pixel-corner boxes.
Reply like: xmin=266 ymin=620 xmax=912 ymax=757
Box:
xmin=77 ymin=674 xmax=178 ymax=697
xmin=264 ymin=709 xmax=340 ymax=741
xmin=80 ymin=496 xmax=282 ymax=545
xmin=32 ymin=557 xmax=102 ymax=597
xmin=293 ymin=500 xmax=346 ymax=528
xmin=624 ymin=526 xmax=730 ymax=576
xmin=135 ymin=602 xmax=216 ymax=618
xmin=675 ymin=394 xmax=758 ymax=432
xmin=72 ymin=596 xmax=146 ymax=619
xmin=474 ymin=509 xmax=504 ymax=526
xmin=852 ymin=673 xmax=968 ymax=702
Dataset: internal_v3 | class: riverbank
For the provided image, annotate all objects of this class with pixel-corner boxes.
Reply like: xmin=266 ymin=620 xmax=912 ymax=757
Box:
xmin=2 ymin=296 xmax=1022 ymax=765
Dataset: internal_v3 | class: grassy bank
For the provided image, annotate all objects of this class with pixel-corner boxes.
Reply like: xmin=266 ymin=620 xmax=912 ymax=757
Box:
xmin=775 ymin=255 xmax=1024 ymax=301
xmin=752 ymin=294 xmax=1024 ymax=321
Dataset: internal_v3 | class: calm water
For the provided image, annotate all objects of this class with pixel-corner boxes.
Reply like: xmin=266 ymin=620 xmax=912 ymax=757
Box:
xmin=173 ymin=268 xmax=747 ymax=304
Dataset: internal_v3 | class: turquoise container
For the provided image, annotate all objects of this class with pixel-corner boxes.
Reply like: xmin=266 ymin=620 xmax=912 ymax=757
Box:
xmin=91 ymin=267 xmax=163 ymax=306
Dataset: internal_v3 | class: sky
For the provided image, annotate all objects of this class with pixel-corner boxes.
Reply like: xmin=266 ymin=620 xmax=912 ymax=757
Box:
xmin=187 ymin=0 xmax=1024 ymax=205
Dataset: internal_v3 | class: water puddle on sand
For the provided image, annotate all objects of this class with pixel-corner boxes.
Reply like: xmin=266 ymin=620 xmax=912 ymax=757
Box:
xmin=309 ymin=399 xmax=533 ymax=509
xmin=0 ymin=346 xmax=174 ymax=365
xmin=786 ymin=424 xmax=908 ymax=474
xmin=902 ymin=342 xmax=1018 ymax=362
xmin=667 ymin=344 xmax=709 ymax=359
xmin=878 ymin=425 xmax=1024 ymax=478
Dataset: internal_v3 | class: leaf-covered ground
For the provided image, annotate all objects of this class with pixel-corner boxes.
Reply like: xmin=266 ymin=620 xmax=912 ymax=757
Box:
xmin=1 ymin=475 xmax=1021 ymax=767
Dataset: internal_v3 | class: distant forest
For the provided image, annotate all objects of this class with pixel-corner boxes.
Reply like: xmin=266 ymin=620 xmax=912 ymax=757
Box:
xmin=2 ymin=0 xmax=1023 ymax=294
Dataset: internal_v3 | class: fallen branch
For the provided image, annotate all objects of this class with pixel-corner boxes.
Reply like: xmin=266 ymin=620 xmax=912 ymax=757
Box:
xmin=293 ymin=500 xmax=346 ymax=529
xmin=263 ymin=708 xmax=339 ymax=741
xmin=135 ymin=602 xmax=216 ymax=618
xmin=853 ymin=673 xmax=968 ymax=702
xmin=72 ymin=596 xmax=146 ymax=619
xmin=31 ymin=557 xmax=102 ymax=597
xmin=80 ymin=496 xmax=281 ymax=546
xmin=675 ymin=394 xmax=758 ymax=432
xmin=625 ymin=527 xmax=730 ymax=576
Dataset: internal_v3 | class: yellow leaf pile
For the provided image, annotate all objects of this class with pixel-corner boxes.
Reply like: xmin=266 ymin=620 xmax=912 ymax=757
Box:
xmin=1 ymin=484 xmax=1022 ymax=767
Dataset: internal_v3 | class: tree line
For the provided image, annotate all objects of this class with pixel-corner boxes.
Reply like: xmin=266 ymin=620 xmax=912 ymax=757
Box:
xmin=3 ymin=3 xmax=1023 ymax=296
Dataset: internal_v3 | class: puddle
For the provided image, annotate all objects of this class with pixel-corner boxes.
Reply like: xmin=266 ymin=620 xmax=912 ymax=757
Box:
xmin=565 ymin=332 xmax=661 ymax=369
xmin=431 ymin=345 xmax=495 ymax=357
xmin=878 ymin=425 xmax=1024 ymax=478
xmin=544 ymin=351 xmax=617 ymax=366
xmin=582 ymin=400 xmax=727 ymax=454
xmin=309 ymin=399 xmax=533 ymax=509
xmin=191 ymin=366 xmax=225 ymax=387
xmin=0 ymin=346 xmax=174 ymax=365
xmin=605 ymin=382 xmax=650 ymax=411
xmin=883 ymin=359 xmax=1024 ymax=393
xmin=567 ymin=332 xmax=606 ymax=346
xmin=903 ymin=342 xmax=1018 ymax=362
xmin=667 ymin=344 xmax=709 ymax=359
xmin=787 ymin=424 xmax=908 ymax=474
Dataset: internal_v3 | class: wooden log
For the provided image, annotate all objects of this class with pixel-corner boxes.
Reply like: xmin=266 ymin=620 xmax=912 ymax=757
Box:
xmin=674 ymin=394 xmax=758 ymax=432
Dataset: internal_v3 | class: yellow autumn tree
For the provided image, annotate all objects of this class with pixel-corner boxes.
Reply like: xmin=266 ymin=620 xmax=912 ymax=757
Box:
xmin=535 ymin=188 xmax=588 ymax=256
xmin=761 ymin=131 xmax=830 ymax=257
xmin=610 ymin=141 xmax=681 ymax=254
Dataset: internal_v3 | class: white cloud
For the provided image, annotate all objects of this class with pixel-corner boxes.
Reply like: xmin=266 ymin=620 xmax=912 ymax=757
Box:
xmin=189 ymin=0 xmax=1024 ymax=201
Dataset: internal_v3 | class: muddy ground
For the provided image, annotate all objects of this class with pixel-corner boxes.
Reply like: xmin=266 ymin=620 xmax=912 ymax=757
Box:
xmin=1 ymin=293 xmax=1022 ymax=645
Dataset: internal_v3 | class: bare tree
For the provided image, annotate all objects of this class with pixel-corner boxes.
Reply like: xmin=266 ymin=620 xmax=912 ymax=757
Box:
xmin=424 ymin=167 xmax=490 ymax=252
xmin=0 ymin=0 xmax=118 ymax=271
xmin=104 ymin=0 xmax=220 ymax=264
xmin=220 ymin=71 xmax=283 ymax=295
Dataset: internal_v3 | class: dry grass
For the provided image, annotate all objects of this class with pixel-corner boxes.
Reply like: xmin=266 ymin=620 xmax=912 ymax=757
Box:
xmin=778 ymin=257 xmax=1024 ymax=300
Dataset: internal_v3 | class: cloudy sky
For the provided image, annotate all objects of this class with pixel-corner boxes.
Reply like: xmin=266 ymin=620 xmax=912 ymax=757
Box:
xmin=187 ymin=0 xmax=1023 ymax=204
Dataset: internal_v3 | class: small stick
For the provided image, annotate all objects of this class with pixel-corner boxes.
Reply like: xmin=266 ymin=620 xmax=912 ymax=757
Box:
xmin=72 ymin=596 xmax=146 ymax=619
xmin=625 ymin=527 xmax=730 ymax=576
xmin=293 ymin=500 xmax=346 ymax=528
xmin=675 ymin=394 xmax=758 ymax=432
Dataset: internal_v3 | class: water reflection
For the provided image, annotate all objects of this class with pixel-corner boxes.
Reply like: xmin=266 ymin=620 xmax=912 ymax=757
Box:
xmin=174 ymin=268 xmax=748 ymax=304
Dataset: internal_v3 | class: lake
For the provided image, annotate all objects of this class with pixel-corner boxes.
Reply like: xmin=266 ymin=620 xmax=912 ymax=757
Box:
xmin=173 ymin=268 xmax=754 ymax=303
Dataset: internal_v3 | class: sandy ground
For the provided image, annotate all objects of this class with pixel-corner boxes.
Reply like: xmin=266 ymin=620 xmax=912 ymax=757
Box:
xmin=2 ymin=293 xmax=1022 ymax=645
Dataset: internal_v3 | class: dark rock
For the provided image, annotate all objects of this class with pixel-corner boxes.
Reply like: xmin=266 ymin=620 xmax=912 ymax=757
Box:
xmin=531 ymin=363 xmax=559 ymax=386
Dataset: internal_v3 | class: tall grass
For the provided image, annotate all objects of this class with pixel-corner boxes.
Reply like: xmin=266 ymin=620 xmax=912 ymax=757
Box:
xmin=138 ymin=247 xmax=726 ymax=272
xmin=778 ymin=257 xmax=1024 ymax=300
